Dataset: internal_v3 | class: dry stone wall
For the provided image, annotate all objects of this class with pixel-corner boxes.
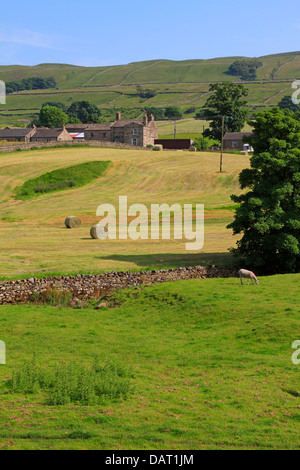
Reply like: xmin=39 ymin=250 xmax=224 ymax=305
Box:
xmin=0 ymin=265 xmax=238 ymax=305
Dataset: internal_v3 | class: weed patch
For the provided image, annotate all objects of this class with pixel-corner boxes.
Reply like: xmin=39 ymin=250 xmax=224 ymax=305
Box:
xmin=8 ymin=358 xmax=134 ymax=405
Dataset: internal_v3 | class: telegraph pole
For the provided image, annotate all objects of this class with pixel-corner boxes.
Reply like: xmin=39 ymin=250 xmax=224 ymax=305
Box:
xmin=220 ymin=116 xmax=225 ymax=173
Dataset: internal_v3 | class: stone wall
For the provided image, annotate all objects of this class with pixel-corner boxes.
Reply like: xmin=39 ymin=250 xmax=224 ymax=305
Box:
xmin=0 ymin=265 xmax=238 ymax=305
xmin=0 ymin=139 xmax=150 ymax=153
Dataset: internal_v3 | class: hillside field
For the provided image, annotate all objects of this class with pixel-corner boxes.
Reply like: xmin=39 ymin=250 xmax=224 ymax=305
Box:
xmin=0 ymin=52 xmax=299 ymax=126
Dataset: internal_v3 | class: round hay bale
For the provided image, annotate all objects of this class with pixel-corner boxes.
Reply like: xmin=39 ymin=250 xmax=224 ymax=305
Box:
xmin=65 ymin=216 xmax=81 ymax=229
xmin=153 ymin=144 xmax=163 ymax=151
xmin=90 ymin=225 xmax=108 ymax=240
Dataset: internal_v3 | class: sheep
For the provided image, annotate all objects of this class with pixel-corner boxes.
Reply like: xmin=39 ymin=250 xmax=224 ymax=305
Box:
xmin=238 ymin=269 xmax=259 ymax=285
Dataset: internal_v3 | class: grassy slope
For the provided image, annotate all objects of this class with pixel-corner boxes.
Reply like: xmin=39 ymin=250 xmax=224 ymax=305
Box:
xmin=0 ymin=147 xmax=249 ymax=279
xmin=0 ymin=52 xmax=299 ymax=126
xmin=0 ymin=276 xmax=299 ymax=450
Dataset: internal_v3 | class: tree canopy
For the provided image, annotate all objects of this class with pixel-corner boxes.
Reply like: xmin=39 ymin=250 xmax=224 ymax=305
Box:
xmin=278 ymin=95 xmax=300 ymax=113
xmin=6 ymin=77 xmax=57 ymax=94
xmin=39 ymin=106 xmax=69 ymax=128
xmin=227 ymin=60 xmax=263 ymax=81
xmin=67 ymin=101 xmax=101 ymax=123
xmin=203 ymin=82 xmax=249 ymax=140
xmin=164 ymin=106 xmax=183 ymax=120
xmin=227 ymin=108 xmax=300 ymax=273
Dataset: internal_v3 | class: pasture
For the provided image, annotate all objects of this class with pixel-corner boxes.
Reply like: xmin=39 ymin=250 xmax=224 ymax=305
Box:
xmin=0 ymin=276 xmax=299 ymax=450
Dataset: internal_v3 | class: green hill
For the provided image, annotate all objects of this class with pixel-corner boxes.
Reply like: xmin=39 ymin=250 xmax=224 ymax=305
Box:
xmin=0 ymin=52 xmax=299 ymax=126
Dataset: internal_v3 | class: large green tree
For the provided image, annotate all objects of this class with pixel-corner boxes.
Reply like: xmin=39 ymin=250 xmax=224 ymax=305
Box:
xmin=39 ymin=105 xmax=69 ymax=128
xmin=203 ymin=82 xmax=248 ymax=140
xmin=227 ymin=108 xmax=300 ymax=273
xmin=68 ymin=101 xmax=101 ymax=123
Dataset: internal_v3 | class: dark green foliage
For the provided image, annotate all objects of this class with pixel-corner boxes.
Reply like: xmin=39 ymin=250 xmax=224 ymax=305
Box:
xmin=41 ymin=101 xmax=68 ymax=113
xmin=227 ymin=108 xmax=300 ymax=273
xmin=203 ymin=82 xmax=249 ymax=140
xmin=136 ymin=85 xmax=157 ymax=99
xmin=164 ymin=106 xmax=183 ymax=120
xmin=6 ymin=77 xmax=57 ymax=94
xmin=38 ymin=105 xmax=69 ymax=128
xmin=15 ymin=160 xmax=110 ymax=199
xmin=193 ymin=135 xmax=220 ymax=150
xmin=278 ymin=95 xmax=300 ymax=113
xmin=144 ymin=106 xmax=165 ymax=120
xmin=67 ymin=100 xmax=101 ymax=123
xmin=227 ymin=60 xmax=263 ymax=80
xmin=9 ymin=359 xmax=134 ymax=405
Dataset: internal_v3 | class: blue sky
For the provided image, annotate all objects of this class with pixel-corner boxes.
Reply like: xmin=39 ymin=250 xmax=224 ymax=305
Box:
xmin=0 ymin=0 xmax=299 ymax=66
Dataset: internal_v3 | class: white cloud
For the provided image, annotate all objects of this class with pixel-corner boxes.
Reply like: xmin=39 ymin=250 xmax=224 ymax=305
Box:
xmin=0 ymin=28 xmax=66 ymax=51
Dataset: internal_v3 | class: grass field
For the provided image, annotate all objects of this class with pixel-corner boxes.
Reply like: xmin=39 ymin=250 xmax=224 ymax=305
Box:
xmin=0 ymin=276 xmax=299 ymax=450
xmin=0 ymin=146 xmax=299 ymax=450
xmin=0 ymin=146 xmax=250 ymax=280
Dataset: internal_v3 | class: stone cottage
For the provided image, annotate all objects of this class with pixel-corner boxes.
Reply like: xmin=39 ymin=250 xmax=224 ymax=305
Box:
xmin=30 ymin=126 xmax=73 ymax=143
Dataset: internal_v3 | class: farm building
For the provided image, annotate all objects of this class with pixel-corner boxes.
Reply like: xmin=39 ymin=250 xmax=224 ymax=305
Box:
xmin=0 ymin=126 xmax=36 ymax=142
xmin=66 ymin=112 xmax=158 ymax=147
xmin=154 ymin=139 xmax=193 ymax=150
xmin=223 ymin=132 xmax=254 ymax=150
xmin=84 ymin=123 xmax=113 ymax=141
xmin=110 ymin=113 xmax=158 ymax=147
xmin=30 ymin=126 xmax=73 ymax=143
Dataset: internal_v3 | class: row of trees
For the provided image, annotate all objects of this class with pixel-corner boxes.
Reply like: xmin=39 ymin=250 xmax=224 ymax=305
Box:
xmin=6 ymin=77 xmax=57 ymax=94
xmin=35 ymin=101 xmax=102 ymax=128
xmin=35 ymin=101 xmax=185 ymax=128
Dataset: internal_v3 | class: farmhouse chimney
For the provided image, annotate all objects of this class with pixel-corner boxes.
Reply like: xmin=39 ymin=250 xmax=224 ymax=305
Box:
xmin=116 ymin=111 xmax=121 ymax=121
xmin=143 ymin=113 xmax=148 ymax=126
xmin=150 ymin=114 xmax=154 ymax=122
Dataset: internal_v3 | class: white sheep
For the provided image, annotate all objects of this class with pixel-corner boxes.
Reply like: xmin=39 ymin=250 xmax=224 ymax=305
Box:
xmin=238 ymin=269 xmax=259 ymax=285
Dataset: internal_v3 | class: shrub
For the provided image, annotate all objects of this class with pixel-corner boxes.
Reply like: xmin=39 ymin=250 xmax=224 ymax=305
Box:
xmin=30 ymin=287 xmax=72 ymax=306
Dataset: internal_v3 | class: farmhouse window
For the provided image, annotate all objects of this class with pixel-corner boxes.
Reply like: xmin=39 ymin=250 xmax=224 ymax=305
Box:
xmin=132 ymin=138 xmax=138 ymax=146
xmin=133 ymin=128 xmax=137 ymax=136
xmin=232 ymin=141 xmax=237 ymax=149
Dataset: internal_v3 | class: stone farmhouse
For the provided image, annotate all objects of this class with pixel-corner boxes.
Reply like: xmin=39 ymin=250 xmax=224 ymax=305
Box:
xmin=67 ymin=112 xmax=158 ymax=147
xmin=223 ymin=132 xmax=254 ymax=150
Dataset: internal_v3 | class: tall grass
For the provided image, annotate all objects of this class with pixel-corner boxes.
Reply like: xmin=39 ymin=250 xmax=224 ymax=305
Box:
xmin=15 ymin=160 xmax=110 ymax=199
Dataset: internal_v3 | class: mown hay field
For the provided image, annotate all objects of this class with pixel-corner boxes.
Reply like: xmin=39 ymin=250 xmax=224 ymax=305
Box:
xmin=0 ymin=146 xmax=250 ymax=279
